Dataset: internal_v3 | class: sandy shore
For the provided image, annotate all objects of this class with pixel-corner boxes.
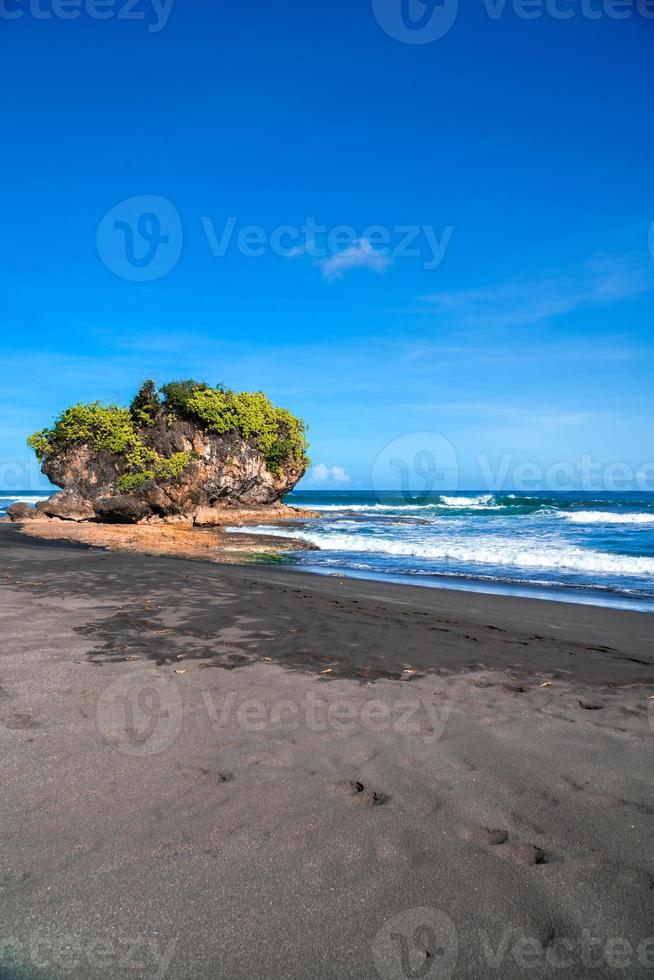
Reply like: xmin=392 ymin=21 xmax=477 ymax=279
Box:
xmin=1 ymin=524 xmax=654 ymax=979
xmin=3 ymin=503 xmax=318 ymax=563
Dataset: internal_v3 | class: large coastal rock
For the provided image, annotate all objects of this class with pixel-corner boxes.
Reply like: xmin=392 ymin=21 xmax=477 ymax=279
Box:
xmin=24 ymin=381 xmax=309 ymax=524
xmin=35 ymin=488 xmax=96 ymax=522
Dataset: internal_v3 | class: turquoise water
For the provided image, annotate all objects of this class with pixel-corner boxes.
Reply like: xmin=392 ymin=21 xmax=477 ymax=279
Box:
xmin=233 ymin=491 xmax=654 ymax=610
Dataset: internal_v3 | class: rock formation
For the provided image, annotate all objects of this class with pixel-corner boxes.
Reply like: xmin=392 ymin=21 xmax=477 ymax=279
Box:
xmin=18 ymin=380 xmax=310 ymax=524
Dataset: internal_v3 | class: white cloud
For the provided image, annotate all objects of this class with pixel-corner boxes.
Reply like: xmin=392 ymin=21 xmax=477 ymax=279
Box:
xmin=320 ymin=239 xmax=392 ymax=281
xmin=309 ymin=463 xmax=351 ymax=484
xmin=422 ymin=256 xmax=653 ymax=329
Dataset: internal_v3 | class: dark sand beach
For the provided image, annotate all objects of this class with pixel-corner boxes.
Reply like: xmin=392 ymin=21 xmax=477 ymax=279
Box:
xmin=2 ymin=522 xmax=654 ymax=979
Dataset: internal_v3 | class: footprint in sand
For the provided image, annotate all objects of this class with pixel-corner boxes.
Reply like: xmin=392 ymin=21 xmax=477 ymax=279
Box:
xmin=338 ymin=779 xmax=390 ymax=807
xmin=501 ymin=842 xmax=547 ymax=865
xmin=463 ymin=825 xmax=548 ymax=865
xmin=463 ymin=826 xmax=509 ymax=846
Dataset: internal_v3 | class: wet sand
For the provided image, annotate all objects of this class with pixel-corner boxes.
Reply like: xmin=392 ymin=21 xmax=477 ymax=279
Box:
xmin=1 ymin=523 xmax=654 ymax=979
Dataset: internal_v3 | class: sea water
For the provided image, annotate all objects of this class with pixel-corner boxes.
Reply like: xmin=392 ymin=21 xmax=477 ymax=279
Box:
xmin=230 ymin=490 xmax=654 ymax=610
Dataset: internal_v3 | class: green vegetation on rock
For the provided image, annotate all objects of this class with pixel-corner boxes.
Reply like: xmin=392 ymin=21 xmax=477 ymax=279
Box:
xmin=27 ymin=379 xmax=309 ymax=486
xmin=154 ymin=451 xmax=193 ymax=482
xmin=161 ymin=382 xmax=309 ymax=472
xmin=115 ymin=452 xmax=193 ymax=492
xmin=159 ymin=379 xmax=212 ymax=414
xmin=123 ymin=442 xmax=158 ymax=473
xmin=28 ymin=403 xmax=136 ymax=459
xmin=116 ymin=470 xmax=154 ymax=493
xmin=26 ymin=429 xmax=55 ymax=461
xmin=129 ymin=379 xmax=160 ymax=428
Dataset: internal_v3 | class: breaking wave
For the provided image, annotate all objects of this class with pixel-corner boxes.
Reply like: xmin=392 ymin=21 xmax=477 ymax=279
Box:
xmin=311 ymin=494 xmax=502 ymax=513
xmin=0 ymin=495 xmax=49 ymax=504
xmin=560 ymin=510 xmax=654 ymax=525
xmin=229 ymin=526 xmax=654 ymax=577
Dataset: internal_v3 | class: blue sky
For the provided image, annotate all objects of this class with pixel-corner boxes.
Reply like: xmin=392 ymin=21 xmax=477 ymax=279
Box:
xmin=1 ymin=1 xmax=653 ymax=492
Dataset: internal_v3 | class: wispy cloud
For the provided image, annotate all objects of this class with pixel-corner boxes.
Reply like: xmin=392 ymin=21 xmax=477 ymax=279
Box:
xmin=422 ymin=256 xmax=653 ymax=329
xmin=396 ymin=333 xmax=645 ymax=368
xmin=401 ymin=399 xmax=598 ymax=431
xmin=320 ymin=239 xmax=392 ymax=281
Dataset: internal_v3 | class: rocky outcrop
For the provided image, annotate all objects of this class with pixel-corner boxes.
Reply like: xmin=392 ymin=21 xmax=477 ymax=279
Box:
xmin=93 ymin=494 xmax=151 ymax=524
xmin=39 ymin=423 xmax=306 ymax=521
xmin=25 ymin=381 xmax=310 ymax=524
xmin=34 ymin=488 xmax=96 ymax=522
xmin=6 ymin=502 xmax=36 ymax=522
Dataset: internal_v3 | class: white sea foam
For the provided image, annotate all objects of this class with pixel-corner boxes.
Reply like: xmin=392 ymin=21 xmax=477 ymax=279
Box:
xmin=309 ymin=494 xmax=503 ymax=513
xmin=310 ymin=503 xmax=426 ymax=513
xmin=228 ymin=526 xmax=654 ymax=577
xmin=560 ymin=510 xmax=654 ymax=525
xmin=438 ymin=494 xmax=496 ymax=507
xmin=0 ymin=495 xmax=49 ymax=504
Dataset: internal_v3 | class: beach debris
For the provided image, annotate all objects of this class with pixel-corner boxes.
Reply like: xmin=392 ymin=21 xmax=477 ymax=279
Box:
xmin=403 ymin=667 xmax=418 ymax=675
xmin=503 ymin=683 xmax=527 ymax=694
xmin=263 ymin=656 xmax=273 ymax=663
xmin=347 ymin=780 xmax=390 ymax=806
xmin=174 ymin=668 xmax=188 ymax=674
xmin=578 ymin=699 xmax=603 ymax=710
xmin=319 ymin=667 xmax=334 ymax=675
xmin=539 ymin=681 xmax=553 ymax=688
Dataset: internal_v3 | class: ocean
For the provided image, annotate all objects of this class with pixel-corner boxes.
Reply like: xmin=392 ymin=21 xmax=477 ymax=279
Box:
xmin=0 ymin=492 xmax=51 ymax=516
xmin=4 ymin=490 xmax=654 ymax=611
xmin=234 ymin=490 xmax=654 ymax=611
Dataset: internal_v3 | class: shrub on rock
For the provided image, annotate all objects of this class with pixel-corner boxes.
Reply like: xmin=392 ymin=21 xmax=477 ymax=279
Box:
xmin=26 ymin=379 xmax=310 ymax=523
